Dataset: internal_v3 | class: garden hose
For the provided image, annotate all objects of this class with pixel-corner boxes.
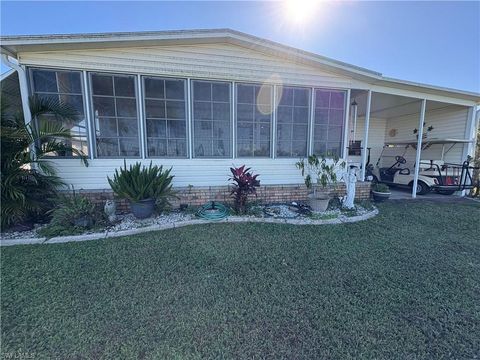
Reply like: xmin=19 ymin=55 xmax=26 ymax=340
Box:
xmin=196 ymin=201 xmax=229 ymax=221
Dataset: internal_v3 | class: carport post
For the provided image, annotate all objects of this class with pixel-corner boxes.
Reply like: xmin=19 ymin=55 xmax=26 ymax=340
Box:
xmin=412 ymin=99 xmax=427 ymax=199
xmin=360 ymin=90 xmax=372 ymax=180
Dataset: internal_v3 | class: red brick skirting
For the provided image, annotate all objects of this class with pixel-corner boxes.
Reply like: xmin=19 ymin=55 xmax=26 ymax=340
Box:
xmin=76 ymin=182 xmax=372 ymax=214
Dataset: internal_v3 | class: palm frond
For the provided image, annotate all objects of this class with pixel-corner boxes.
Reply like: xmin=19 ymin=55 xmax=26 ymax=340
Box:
xmin=29 ymin=95 xmax=79 ymax=122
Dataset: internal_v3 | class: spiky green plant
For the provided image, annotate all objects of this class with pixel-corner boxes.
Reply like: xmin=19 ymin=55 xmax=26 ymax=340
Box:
xmin=108 ymin=161 xmax=176 ymax=206
xmin=1 ymin=96 xmax=88 ymax=230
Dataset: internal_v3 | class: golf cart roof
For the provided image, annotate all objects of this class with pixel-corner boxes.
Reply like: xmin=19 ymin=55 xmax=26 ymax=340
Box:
xmin=384 ymin=138 xmax=474 ymax=146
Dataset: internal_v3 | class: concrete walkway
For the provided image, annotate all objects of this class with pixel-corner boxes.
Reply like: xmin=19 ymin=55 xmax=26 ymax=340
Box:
xmin=388 ymin=188 xmax=474 ymax=202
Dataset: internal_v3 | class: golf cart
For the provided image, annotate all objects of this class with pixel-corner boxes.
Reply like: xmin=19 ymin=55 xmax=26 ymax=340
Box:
xmin=369 ymin=138 xmax=477 ymax=195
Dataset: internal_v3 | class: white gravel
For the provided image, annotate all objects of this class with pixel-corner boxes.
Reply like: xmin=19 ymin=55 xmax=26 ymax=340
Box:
xmin=0 ymin=224 xmax=46 ymax=240
xmin=1 ymin=204 xmax=376 ymax=242
xmin=107 ymin=212 xmax=192 ymax=232
xmin=263 ymin=204 xmax=299 ymax=218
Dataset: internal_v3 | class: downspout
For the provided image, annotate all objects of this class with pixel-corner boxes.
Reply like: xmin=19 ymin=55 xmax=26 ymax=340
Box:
xmin=1 ymin=54 xmax=32 ymax=126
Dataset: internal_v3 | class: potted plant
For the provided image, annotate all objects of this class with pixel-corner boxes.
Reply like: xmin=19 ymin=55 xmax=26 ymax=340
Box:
xmin=108 ymin=161 xmax=175 ymax=219
xmin=296 ymin=153 xmax=346 ymax=212
xmin=372 ymin=183 xmax=391 ymax=202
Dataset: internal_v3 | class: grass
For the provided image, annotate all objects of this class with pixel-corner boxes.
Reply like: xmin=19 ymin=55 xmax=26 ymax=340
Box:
xmin=1 ymin=201 xmax=479 ymax=359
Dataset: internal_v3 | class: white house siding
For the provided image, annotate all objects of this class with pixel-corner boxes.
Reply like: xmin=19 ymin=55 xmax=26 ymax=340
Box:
xmin=18 ymin=43 xmax=357 ymax=190
xmin=18 ymin=43 xmax=352 ymax=88
xmin=51 ymin=158 xmax=307 ymax=189
xmin=383 ymin=105 xmax=469 ymax=166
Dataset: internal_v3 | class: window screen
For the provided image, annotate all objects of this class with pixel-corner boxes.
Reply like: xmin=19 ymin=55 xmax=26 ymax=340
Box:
xmin=192 ymin=80 xmax=231 ymax=158
xmin=31 ymin=68 xmax=87 ymax=156
xmin=91 ymin=73 xmax=140 ymax=157
xmin=236 ymin=83 xmax=272 ymax=157
xmin=313 ymin=89 xmax=346 ymax=157
xmin=276 ymin=86 xmax=310 ymax=157
xmin=144 ymin=77 xmax=187 ymax=157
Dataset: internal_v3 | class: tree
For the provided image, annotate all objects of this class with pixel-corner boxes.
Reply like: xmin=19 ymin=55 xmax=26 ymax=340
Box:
xmin=1 ymin=96 xmax=88 ymax=230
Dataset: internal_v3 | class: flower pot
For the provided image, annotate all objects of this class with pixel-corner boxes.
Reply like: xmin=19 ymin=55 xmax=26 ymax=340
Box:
xmin=372 ymin=191 xmax=391 ymax=202
xmin=74 ymin=215 xmax=93 ymax=228
xmin=130 ymin=198 xmax=156 ymax=219
xmin=307 ymin=193 xmax=330 ymax=212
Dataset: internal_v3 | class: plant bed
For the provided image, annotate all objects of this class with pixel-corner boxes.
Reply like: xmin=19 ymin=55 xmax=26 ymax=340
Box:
xmin=1 ymin=202 xmax=378 ymax=246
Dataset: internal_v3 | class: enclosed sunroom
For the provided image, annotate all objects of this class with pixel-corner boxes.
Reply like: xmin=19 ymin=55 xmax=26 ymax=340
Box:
xmin=1 ymin=29 xmax=478 ymax=201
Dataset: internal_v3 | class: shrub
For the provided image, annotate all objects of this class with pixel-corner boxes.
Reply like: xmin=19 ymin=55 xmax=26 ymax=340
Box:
xmin=1 ymin=97 xmax=88 ymax=230
xmin=373 ymin=183 xmax=390 ymax=193
xmin=108 ymin=161 xmax=176 ymax=208
xmin=37 ymin=191 xmax=104 ymax=238
xmin=229 ymin=165 xmax=260 ymax=214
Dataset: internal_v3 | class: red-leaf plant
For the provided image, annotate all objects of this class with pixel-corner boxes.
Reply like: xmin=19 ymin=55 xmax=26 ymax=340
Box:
xmin=229 ymin=165 xmax=260 ymax=214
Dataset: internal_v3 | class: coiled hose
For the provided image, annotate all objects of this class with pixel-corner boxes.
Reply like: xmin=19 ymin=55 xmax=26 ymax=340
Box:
xmin=196 ymin=201 xmax=229 ymax=220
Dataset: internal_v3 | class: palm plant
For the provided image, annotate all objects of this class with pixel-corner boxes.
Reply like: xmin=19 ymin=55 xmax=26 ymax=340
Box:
xmin=108 ymin=161 xmax=175 ymax=204
xmin=1 ymin=96 xmax=88 ymax=230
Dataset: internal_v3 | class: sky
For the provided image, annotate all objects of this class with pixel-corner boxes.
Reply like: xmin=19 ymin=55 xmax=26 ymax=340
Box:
xmin=1 ymin=1 xmax=479 ymax=93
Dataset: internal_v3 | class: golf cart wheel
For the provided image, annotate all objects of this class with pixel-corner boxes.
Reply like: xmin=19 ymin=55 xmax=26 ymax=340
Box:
xmin=435 ymin=189 xmax=456 ymax=195
xmin=414 ymin=181 xmax=430 ymax=195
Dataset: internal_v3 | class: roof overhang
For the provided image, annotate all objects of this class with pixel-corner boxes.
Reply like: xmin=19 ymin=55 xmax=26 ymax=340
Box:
xmin=1 ymin=28 xmax=479 ymax=104
xmin=385 ymin=138 xmax=474 ymax=146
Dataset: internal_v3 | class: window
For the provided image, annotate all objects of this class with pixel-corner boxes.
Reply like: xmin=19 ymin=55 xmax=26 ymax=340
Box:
xmin=276 ymin=86 xmax=310 ymax=157
xmin=313 ymin=89 xmax=346 ymax=157
xmin=143 ymin=77 xmax=187 ymax=157
xmin=192 ymin=80 xmax=231 ymax=158
xmin=236 ymin=83 xmax=272 ymax=157
xmin=91 ymin=73 xmax=139 ymax=157
xmin=30 ymin=68 xmax=87 ymax=156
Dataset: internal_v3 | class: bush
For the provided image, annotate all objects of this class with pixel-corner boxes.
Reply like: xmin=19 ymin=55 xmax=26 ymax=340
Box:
xmin=108 ymin=161 xmax=176 ymax=209
xmin=229 ymin=165 xmax=260 ymax=214
xmin=37 ymin=192 xmax=105 ymax=238
xmin=1 ymin=97 xmax=87 ymax=230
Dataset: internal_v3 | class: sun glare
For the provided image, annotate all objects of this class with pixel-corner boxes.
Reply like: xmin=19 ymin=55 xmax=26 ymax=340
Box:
xmin=283 ymin=0 xmax=319 ymax=24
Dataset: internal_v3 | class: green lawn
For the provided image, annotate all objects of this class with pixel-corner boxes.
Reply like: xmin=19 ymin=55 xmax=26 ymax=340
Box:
xmin=1 ymin=201 xmax=479 ymax=359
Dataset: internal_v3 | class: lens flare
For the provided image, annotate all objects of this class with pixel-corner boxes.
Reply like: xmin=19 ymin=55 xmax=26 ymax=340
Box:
xmin=283 ymin=0 xmax=319 ymax=24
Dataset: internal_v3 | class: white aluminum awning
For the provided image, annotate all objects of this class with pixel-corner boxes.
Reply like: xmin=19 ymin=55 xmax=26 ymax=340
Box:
xmin=384 ymin=138 xmax=474 ymax=147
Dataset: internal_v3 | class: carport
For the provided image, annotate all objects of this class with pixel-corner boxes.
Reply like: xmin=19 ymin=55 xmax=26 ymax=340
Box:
xmin=345 ymin=88 xmax=478 ymax=198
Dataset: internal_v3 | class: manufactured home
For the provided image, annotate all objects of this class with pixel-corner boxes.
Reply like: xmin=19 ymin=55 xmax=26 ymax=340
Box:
xmin=1 ymin=29 xmax=479 ymax=202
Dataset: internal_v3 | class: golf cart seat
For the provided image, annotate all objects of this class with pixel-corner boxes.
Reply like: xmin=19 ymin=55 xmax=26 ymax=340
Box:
xmin=380 ymin=167 xmax=410 ymax=177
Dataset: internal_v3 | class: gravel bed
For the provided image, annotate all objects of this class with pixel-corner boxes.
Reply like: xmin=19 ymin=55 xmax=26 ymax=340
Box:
xmin=107 ymin=212 xmax=193 ymax=232
xmin=263 ymin=204 xmax=299 ymax=218
xmin=0 ymin=212 xmax=193 ymax=240
xmin=0 ymin=224 xmax=46 ymax=240
xmin=1 ymin=204 xmax=376 ymax=241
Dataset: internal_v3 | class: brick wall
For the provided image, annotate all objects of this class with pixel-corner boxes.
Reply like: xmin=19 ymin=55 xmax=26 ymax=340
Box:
xmin=77 ymin=182 xmax=372 ymax=214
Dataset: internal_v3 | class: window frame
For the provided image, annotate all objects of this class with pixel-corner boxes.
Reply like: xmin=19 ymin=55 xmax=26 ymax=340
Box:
xmin=312 ymin=88 xmax=347 ymax=158
xmin=234 ymin=82 xmax=274 ymax=159
xmin=191 ymin=79 xmax=233 ymax=159
xmin=141 ymin=75 xmax=189 ymax=159
xmin=28 ymin=67 xmax=90 ymax=158
xmin=89 ymin=72 xmax=142 ymax=159
xmin=27 ymin=66 xmax=349 ymax=161
xmin=275 ymin=85 xmax=312 ymax=158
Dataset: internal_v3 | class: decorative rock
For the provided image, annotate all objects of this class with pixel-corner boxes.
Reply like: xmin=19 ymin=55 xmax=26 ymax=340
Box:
xmin=104 ymin=200 xmax=117 ymax=223
xmin=1 ymin=205 xmax=378 ymax=247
